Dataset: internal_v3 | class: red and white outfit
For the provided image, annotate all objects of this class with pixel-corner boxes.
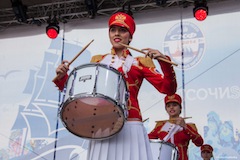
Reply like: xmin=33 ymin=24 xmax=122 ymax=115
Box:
xmin=54 ymin=48 xmax=177 ymax=160
xmin=148 ymin=120 xmax=203 ymax=160
xmin=53 ymin=11 xmax=177 ymax=160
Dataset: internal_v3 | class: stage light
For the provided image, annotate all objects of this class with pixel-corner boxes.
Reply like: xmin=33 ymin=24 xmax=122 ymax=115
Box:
xmin=193 ymin=0 xmax=208 ymax=21
xmin=85 ymin=0 xmax=97 ymax=19
xmin=121 ymin=4 xmax=133 ymax=17
xmin=46 ymin=24 xmax=59 ymax=39
xmin=11 ymin=0 xmax=28 ymax=23
xmin=46 ymin=16 xmax=59 ymax=39
xmin=156 ymin=0 xmax=167 ymax=6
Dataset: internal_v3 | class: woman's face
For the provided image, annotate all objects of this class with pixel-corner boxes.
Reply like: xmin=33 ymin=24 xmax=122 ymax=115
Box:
xmin=109 ymin=25 xmax=131 ymax=49
xmin=165 ymin=102 xmax=181 ymax=118
xmin=201 ymin=150 xmax=212 ymax=160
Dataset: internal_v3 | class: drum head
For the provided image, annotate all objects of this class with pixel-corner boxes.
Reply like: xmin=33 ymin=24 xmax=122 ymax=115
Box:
xmin=60 ymin=96 xmax=125 ymax=140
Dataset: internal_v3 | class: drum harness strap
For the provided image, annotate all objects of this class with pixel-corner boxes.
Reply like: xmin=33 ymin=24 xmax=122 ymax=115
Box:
xmin=161 ymin=121 xmax=183 ymax=144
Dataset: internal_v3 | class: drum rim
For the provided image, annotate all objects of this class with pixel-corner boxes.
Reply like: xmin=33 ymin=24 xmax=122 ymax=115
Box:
xmin=60 ymin=112 xmax=125 ymax=140
xmin=75 ymin=63 xmax=119 ymax=74
xmin=149 ymin=139 xmax=178 ymax=149
xmin=150 ymin=139 xmax=180 ymax=160
xmin=67 ymin=62 xmax=129 ymax=92
xmin=69 ymin=62 xmax=121 ymax=77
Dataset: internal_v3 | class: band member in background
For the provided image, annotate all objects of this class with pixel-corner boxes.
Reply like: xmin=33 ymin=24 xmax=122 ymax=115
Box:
xmin=201 ymin=144 xmax=214 ymax=160
xmin=53 ymin=11 xmax=177 ymax=160
xmin=148 ymin=93 xmax=203 ymax=160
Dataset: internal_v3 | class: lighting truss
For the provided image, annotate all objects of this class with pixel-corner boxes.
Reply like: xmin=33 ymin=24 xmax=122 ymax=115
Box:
xmin=0 ymin=0 xmax=231 ymax=31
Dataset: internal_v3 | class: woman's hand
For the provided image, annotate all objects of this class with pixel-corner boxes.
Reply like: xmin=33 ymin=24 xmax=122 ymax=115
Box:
xmin=56 ymin=60 xmax=69 ymax=79
xmin=175 ymin=117 xmax=187 ymax=129
xmin=141 ymin=48 xmax=168 ymax=60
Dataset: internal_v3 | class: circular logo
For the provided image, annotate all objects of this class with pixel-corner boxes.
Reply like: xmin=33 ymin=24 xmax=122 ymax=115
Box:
xmin=164 ymin=21 xmax=205 ymax=70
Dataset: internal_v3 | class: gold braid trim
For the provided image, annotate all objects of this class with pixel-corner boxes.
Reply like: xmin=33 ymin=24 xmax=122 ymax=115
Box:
xmin=128 ymin=79 xmax=140 ymax=90
xmin=128 ymin=106 xmax=142 ymax=116
xmin=154 ymin=121 xmax=165 ymax=133
xmin=187 ymin=123 xmax=198 ymax=132
xmin=90 ymin=54 xmax=107 ymax=63
xmin=110 ymin=21 xmax=130 ymax=29
xmin=137 ymin=56 xmax=156 ymax=68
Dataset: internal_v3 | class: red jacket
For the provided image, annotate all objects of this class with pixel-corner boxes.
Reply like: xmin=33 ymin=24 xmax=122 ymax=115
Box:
xmin=53 ymin=49 xmax=177 ymax=121
xmin=148 ymin=120 xmax=204 ymax=160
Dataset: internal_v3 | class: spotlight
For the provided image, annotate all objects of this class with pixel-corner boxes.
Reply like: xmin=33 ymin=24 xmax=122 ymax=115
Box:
xmin=193 ymin=0 xmax=208 ymax=21
xmin=46 ymin=16 xmax=59 ymax=39
xmin=11 ymin=0 xmax=28 ymax=23
xmin=121 ymin=4 xmax=133 ymax=17
xmin=156 ymin=0 xmax=167 ymax=6
xmin=85 ymin=0 xmax=97 ymax=19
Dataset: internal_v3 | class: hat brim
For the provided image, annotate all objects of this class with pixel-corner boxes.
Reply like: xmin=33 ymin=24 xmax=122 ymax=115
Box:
xmin=201 ymin=149 xmax=212 ymax=153
xmin=109 ymin=22 xmax=130 ymax=31
xmin=166 ymin=100 xmax=180 ymax=105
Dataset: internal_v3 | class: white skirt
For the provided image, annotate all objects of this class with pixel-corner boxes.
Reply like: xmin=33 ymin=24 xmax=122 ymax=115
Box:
xmin=87 ymin=121 xmax=153 ymax=160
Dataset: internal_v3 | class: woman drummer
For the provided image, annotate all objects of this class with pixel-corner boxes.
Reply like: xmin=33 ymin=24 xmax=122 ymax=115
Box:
xmin=148 ymin=93 xmax=204 ymax=160
xmin=201 ymin=144 xmax=214 ymax=160
xmin=53 ymin=11 xmax=177 ymax=160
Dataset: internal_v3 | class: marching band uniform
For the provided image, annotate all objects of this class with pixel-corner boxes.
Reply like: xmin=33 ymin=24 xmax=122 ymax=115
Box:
xmin=53 ymin=12 xmax=177 ymax=160
xmin=148 ymin=94 xmax=203 ymax=160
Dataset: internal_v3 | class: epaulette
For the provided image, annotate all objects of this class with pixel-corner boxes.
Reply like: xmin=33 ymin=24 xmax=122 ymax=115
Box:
xmin=154 ymin=120 xmax=166 ymax=128
xmin=137 ymin=56 xmax=156 ymax=68
xmin=90 ymin=54 xmax=107 ymax=63
xmin=187 ymin=123 xmax=197 ymax=131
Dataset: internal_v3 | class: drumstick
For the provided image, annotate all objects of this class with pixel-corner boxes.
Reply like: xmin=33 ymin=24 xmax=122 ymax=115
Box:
xmin=52 ymin=39 xmax=94 ymax=82
xmin=118 ymin=42 xmax=178 ymax=66
xmin=143 ymin=117 xmax=149 ymax=123
xmin=155 ymin=116 xmax=192 ymax=123
xmin=68 ymin=39 xmax=94 ymax=66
